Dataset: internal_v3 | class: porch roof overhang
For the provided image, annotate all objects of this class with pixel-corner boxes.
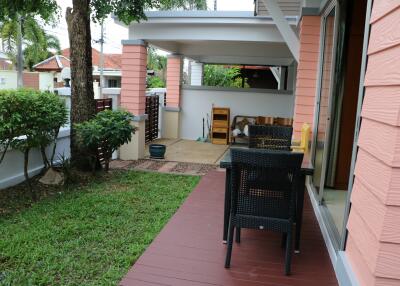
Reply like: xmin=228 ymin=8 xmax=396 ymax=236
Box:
xmin=115 ymin=11 xmax=298 ymax=66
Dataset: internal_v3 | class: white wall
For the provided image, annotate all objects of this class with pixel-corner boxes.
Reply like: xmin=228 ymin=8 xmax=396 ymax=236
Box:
xmin=179 ymin=86 xmax=294 ymax=140
xmin=0 ymin=70 xmax=18 ymax=89
xmin=0 ymin=86 xmax=126 ymax=189
xmin=0 ymin=128 xmax=71 ymax=189
xmin=0 ymin=70 xmax=54 ymax=91
xmin=39 ymin=72 xmax=55 ymax=91
xmin=190 ymin=62 xmax=203 ymax=86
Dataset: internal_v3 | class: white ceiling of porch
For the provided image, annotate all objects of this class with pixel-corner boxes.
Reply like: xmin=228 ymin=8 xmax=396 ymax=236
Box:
xmin=124 ymin=11 xmax=297 ymax=66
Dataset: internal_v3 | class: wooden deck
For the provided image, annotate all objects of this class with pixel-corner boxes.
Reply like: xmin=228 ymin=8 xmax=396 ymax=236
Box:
xmin=120 ymin=171 xmax=338 ymax=286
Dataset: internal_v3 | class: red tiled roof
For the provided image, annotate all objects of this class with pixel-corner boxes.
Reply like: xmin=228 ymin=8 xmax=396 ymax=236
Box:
xmin=34 ymin=48 xmax=121 ymax=72
xmin=61 ymin=48 xmax=121 ymax=70
xmin=33 ymin=55 xmax=70 ymax=72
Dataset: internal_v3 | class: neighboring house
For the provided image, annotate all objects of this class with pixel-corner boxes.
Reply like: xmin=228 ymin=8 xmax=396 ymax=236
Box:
xmin=0 ymin=51 xmax=13 ymax=70
xmin=31 ymin=54 xmax=71 ymax=88
xmin=0 ymin=52 xmax=54 ymax=91
xmin=114 ymin=0 xmax=400 ymax=285
xmin=33 ymin=48 xmax=122 ymax=90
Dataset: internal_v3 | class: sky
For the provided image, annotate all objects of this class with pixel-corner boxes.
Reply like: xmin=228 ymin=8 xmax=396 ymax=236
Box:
xmin=50 ymin=0 xmax=255 ymax=54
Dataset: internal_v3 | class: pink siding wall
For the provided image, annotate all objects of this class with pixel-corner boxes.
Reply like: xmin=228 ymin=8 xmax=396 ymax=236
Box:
xmin=346 ymin=2 xmax=400 ymax=286
xmin=121 ymin=44 xmax=147 ymax=115
xmin=293 ymin=16 xmax=321 ymax=140
xmin=166 ymin=56 xmax=182 ymax=108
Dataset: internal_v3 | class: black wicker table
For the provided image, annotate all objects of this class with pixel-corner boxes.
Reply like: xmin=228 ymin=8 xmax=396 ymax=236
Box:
xmin=220 ymin=147 xmax=314 ymax=253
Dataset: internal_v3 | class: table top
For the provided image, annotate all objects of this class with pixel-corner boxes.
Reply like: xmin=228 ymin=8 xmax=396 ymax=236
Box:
xmin=219 ymin=147 xmax=314 ymax=176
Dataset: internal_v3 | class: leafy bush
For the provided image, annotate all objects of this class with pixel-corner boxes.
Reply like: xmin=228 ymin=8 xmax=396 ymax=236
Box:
xmin=74 ymin=110 xmax=136 ymax=172
xmin=0 ymin=89 xmax=68 ymax=199
xmin=147 ymin=75 xmax=165 ymax=88
xmin=203 ymin=65 xmax=249 ymax=88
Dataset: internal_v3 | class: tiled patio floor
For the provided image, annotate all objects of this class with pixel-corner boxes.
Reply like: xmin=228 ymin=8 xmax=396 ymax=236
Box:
xmin=120 ymin=171 xmax=338 ymax=286
xmin=145 ymin=139 xmax=229 ymax=165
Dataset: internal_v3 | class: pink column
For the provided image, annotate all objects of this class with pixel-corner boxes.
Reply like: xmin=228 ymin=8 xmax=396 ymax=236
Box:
xmin=345 ymin=3 xmax=400 ymax=286
xmin=121 ymin=40 xmax=147 ymax=116
xmin=119 ymin=40 xmax=147 ymax=160
xmin=166 ymin=55 xmax=182 ymax=108
xmin=292 ymin=16 xmax=321 ymax=140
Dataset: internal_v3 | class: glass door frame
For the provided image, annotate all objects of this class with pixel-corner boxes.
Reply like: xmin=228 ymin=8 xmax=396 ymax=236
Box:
xmin=309 ymin=0 xmax=343 ymax=249
xmin=310 ymin=0 xmax=339 ymax=202
xmin=310 ymin=0 xmax=373 ymax=251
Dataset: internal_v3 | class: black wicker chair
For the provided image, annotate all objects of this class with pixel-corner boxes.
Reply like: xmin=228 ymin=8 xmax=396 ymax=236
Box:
xmin=248 ymin=125 xmax=293 ymax=150
xmin=225 ymin=149 xmax=304 ymax=275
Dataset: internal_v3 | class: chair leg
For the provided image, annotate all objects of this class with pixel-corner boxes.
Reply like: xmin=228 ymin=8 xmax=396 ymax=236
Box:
xmin=235 ymin=227 xmax=241 ymax=243
xmin=284 ymin=230 xmax=293 ymax=275
xmin=225 ymin=222 xmax=235 ymax=268
xmin=281 ymin=233 xmax=287 ymax=249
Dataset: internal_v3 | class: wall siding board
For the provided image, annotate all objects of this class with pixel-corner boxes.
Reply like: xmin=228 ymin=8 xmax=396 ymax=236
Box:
xmin=370 ymin=1 xmax=400 ymax=24
xmin=354 ymin=148 xmax=400 ymax=206
xmin=347 ymin=235 xmax=400 ymax=286
xmin=357 ymin=118 xmax=400 ymax=167
xmin=368 ymin=7 xmax=400 ymax=54
xmin=292 ymin=16 xmax=321 ymax=140
xmin=347 ymin=2 xmax=400 ymax=284
xmin=365 ymin=45 xmax=400 ymax=86
xmin=361 ymin=86 xmax=400 ymax=126
xmin=350 ymin=178 xmax=386 ymax=241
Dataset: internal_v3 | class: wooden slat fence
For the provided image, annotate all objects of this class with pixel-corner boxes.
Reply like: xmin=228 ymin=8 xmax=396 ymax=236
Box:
xmin=145 ymin=95 xmax=159 ymax=143
xmin=94 ymin=98 xmax=113 ymax=169
xmin=95 ymin=98 xmax=113 ymax=113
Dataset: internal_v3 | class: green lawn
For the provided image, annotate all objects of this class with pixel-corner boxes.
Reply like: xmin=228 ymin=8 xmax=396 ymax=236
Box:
xmin=0 ymin=171 xmax=200 ymax=286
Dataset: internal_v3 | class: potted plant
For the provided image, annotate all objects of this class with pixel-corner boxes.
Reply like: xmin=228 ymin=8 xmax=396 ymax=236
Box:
xmin=149 ymin=144 xmax=166 ymax=159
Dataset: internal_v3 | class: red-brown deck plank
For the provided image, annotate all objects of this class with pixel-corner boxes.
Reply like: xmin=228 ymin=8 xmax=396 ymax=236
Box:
xmin=120 ymin=171 xmax=338 ymax=286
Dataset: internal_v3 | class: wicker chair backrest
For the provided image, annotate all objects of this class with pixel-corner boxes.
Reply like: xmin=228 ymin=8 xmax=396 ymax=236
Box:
xmin=231 ymin=149 xmax=303 ymax=221
xmin=248 ymin=125 xmax=293 ymax=150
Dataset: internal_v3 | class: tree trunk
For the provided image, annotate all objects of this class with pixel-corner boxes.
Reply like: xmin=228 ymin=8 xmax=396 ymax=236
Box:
xmin=24 ymin=149 xmax=36 ymax=201
xmin=50 ymin=129 xmax=60 ymax=168
xmin=66 ymin=0 xmax=96 ymax=171
xmin=40 ymin=145 xmax=50 ymax=170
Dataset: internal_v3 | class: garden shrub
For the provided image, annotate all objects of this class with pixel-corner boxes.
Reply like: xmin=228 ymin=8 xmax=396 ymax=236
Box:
xmin=147 ymin=75 xmax=165 ymax=88
xmin=0 ymin=89 xmax=68 ymax=199
xmin=74 ymin=110 xmax=136 ymax=172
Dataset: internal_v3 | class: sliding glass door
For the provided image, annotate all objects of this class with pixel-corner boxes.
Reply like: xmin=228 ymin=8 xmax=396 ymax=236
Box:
xmin=312 ymin=7 xmax=337 ymax=199
xmin=311 ymin=0 xmax=368 ymax=249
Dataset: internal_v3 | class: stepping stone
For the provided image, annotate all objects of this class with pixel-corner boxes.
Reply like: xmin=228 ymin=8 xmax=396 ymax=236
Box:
xmin=158 ymin=162 xmax=179 ymax=173
xmin=109 ymin=160 xmax=133 ymax=169
xmin=135 ymin=160 xmax=154 ymax=170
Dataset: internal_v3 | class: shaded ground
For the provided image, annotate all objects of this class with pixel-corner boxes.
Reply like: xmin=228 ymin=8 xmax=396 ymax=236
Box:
xmin=0 ymin=171 xmax=200 ymax=285
xmin=145 ymin=139 xmax=229 ymax=165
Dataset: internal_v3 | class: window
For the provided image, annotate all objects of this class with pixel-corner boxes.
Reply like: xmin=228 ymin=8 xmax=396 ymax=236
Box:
xmin=108 ymin=79 xmax=120 ymax=88
xmin=200 ymin=64 xmax=291 ymax=90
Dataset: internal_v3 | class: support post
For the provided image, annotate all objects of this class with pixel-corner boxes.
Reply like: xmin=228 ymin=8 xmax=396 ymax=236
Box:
xmin=163 ymin=54 xmax=183 ymax=139
xmin=260 ymin=0 xmax=300 ymax=62
xmin=119 ymin=39 xmax=148 ymax=160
